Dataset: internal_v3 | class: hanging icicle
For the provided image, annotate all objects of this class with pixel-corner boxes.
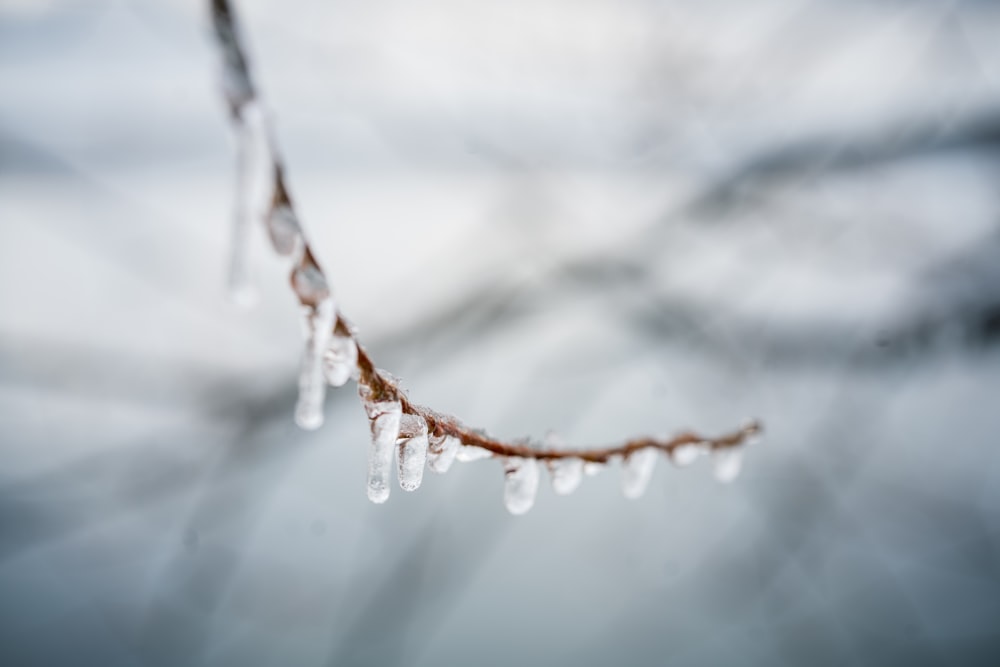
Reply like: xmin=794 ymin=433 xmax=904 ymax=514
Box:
xmin=503 ymin=457 xmax=540 ymax=515
xmin=622 ymin=448 xmax=657 ymax=499
xmin=397 ymin=414 xmax=429 ymax=491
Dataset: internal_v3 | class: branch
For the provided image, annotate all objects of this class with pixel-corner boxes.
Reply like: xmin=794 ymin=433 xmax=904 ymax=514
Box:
xmin=208 ymin=0 xmax=762 ymax=513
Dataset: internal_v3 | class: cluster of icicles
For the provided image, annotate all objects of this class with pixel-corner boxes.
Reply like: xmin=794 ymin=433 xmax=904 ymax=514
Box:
xmin=211 ymin=0 xmax=761 ymax=515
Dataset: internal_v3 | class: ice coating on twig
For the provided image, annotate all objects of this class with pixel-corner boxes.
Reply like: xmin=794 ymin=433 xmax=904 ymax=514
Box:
xmin=294 ymin=298 xmax=335 ymax=430
xmin=366 ymin=399 xmax=403 ymax=503
xmin=622 ymin=448 xmax=657 ymax=499
xmin=265 ymin=203 xmax=302 ymax=257
xmin=210 ymin=0 xmax=255 ymax=117
xmin=456 ymin=445 xmax=493 ymax=462
xmin=428 ymin=432 xmax=460 ymax=474
xmin=397 ymin=414 xmax=429 ymax=491
xmin=547 ymin=457 xmax=584 ymax=496
xmin=670 ymin=442 xmax=705 ymax=467
xmin=503 ymin=457 xmax=540 ymax=515
xmin=323 ymin=333 xmax=358 ymax=387
xmin=712 ymin=446 xmax=743 ymax=483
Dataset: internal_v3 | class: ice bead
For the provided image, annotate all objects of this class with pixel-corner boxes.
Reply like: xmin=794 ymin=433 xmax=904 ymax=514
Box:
xmin=367 ymin=400 xmax=402 ymax=503
xmin=670 ymin=442 xmax=704 ymax=467
xmin=503 ymin=457 xmax=540 ymax=515
xmin=323 ymin=334 xmax=358 ymax=387
xmin=265 ymin=203 xmax=302 ymax=257
xmin=456 ymin=445 xmax=493 ymax=462
xmin=294 ymin=298 xmax=335 ymax=430
xmin=397 ymin=414 xmax=429 ymax=491
xmin=712 ymin=446 xmax=743 ymax=483
xmin=547 ymin=457 xmax=583 ymax=496
xmin=428 ymin=432 xmax=460 ymax=474
xmin=622 ymin=448 xmax=657 ymax=499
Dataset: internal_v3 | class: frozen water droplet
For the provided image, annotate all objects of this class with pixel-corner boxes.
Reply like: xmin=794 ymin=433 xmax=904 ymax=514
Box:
xmin=323 ymin=334 xmax=358 ymax=387
xmin=428 ymin=432 xmax=460 ymax=474
xmin=712 ymin=446 xmax=743 ymax=483
xmin=670 ymin=442 xmax=704 ymax=467
xmin=622 ymin=448 xmax=657 ymax=499
xmin=367 ymin=400 xmax=402 ymax=503
xmin=397 ymin=414 xmax=428 ymax=491
xmin=583 ymin=461 xmax=606 ymax=476
xmin=547 ymin=458 xmax=583 ymax=496
xmin=504 ymin=457 xmax=539 ymax=515
xmin=294 ymin=299 xmax=335 ymax=430
xmin=291 ymin=253 xmax=330 ymax=307
xmin=456 ymin=445 xmax=493 ymax=462
xmin=266 ymin=203 xmax=302 ymax=257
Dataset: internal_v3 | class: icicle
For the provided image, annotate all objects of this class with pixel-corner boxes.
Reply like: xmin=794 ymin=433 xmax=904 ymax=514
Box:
xmin=323 ymin=333 xmax=358 ymax=387
xmin=294 ymin=298 xmax=335 ymax=430
xmin=622 ymin=448 xmax=657 ymax=499
xmin=366 ymin=399 xmax=402 ymax=503
xmin=547 ymin=457 xmax=583 ymax=496
xmin=227 ymin=117 xmax=256 ymax=306
xmin=503 ymin=457 xmax=540 ymax=515
xmin=456 ymin=445 xmax=493 ymax=462
xmin=397 ymin=414 xmax=429 ymax=491
xmin=428 ymin=432 xmax=460 ymax=474
xmin=265 ymin=203 xmax=302 ymax=257
xmin=670 ymin=442 xmax=704 ymax=467
xmin=583 ymin=461 xmax=606 ymax=476
xmin=712 ymin=446 xmax=744 ymax=483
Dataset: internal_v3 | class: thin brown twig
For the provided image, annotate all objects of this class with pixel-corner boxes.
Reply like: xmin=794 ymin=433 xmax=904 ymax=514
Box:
xmin=210 ymin=0 xmax=761 ymax=468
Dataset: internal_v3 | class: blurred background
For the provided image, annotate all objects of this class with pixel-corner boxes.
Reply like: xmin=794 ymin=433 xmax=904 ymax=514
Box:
xmin=3 ymin=0 xmax=1000 ymax=664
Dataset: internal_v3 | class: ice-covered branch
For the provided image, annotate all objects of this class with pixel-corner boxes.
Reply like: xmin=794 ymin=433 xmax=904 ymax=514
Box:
xmin=209 ymin=0 xmax=762 ymax=513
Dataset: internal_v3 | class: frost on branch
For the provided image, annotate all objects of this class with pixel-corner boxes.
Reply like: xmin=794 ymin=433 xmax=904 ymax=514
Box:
xmin=503 ymin=457 xmax=540 ymax=515
xmin=397 ymin=414 xmax=429 ymax=491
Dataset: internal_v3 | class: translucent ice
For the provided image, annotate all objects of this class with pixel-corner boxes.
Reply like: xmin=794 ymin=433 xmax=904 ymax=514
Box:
xmin=265 ymin=203 xmax=302 ymax=257
xmin=367 ymin=400 xmax=402 ymax=503
xmin=323 ymin=334 xmax=358 ymax=387
xmin=547 ymin=457 xmax=583 ymax=496
xmin=670 ymin=442 xmax=704 ymax=467
xmin=622 ymin=448 xmax=657 ymax=499
xmin=227 ymin=119 xmax=256 ymax=306
xmin=428 ymin=432 xmax=460 ymax=474
xmin=291 ymin=259 xmax=329 ymax=306
xmin=456 ymin=445 xmax=493 ymax=462
xmin=583 ymin=461 xmax=607 ymax=476
xmin=712 ymin=446 xmax=743 ymax=483
xmin=503 ymin=457 xmax=540 ymax=515
xmin=294 ymin=298 xmax=335 ymax=430
xmin=396 ymin=414 xmax=428 ymax=491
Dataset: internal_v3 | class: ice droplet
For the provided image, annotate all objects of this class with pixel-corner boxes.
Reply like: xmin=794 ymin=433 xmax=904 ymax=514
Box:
xmin=504 ymin=457 xmax=540 ymax=515
xmin=670 ymin=442 xmax=704 ymax=467
xmin=367 ymin=400 xmax=402 ymax=503
xmin=397 ymin=414 xmax=428 ymax=491
xmin=428 ymin=432 xmax=460 ymax=474
xmin=294 ymin=299 xmax=335 ymax=430
xmin=547 ymin=458 xmax=583 ymax=496
xmin=323 ymin=334 xmax=358 ymax=387
xmin=456 ymin=445 xmax=493 ymax=462
xmin=622 ymin=448 xmax=657 ymax=499
xmin=291 ymin=259 xmax=330 ymax=306
xmin=583 ymin=461 xmax=606 ymax=476
xmin=265 ymin=203 xmax=302 ymax=257
xmin=712 ymin=446 xmax=743 ymax=483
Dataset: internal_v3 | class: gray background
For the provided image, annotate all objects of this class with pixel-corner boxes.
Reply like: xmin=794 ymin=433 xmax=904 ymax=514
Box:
xmin=2 ymin=0 xmax=1000 ymax=665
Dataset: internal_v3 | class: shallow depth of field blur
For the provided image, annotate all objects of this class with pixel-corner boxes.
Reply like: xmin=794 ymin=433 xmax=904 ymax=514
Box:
xmin=3 ymin=1 xmax=1000 ymax=665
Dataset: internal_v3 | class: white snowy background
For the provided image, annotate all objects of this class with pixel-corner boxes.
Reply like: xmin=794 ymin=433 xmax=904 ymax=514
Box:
xmin=2 ymin=0 xmax=1000 ymax=665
